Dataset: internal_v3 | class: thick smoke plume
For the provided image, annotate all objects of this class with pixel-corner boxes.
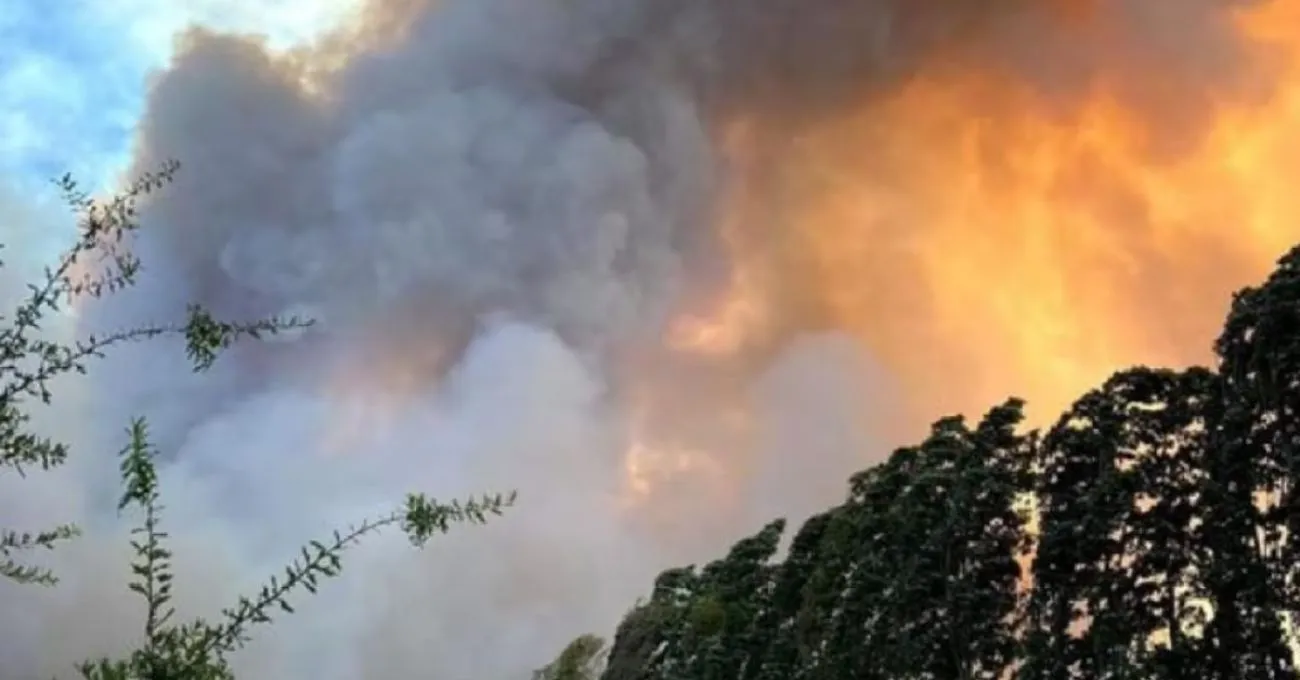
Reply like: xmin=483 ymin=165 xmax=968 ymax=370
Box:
xmin=1 ymin=0 xmax=1291 ymax=677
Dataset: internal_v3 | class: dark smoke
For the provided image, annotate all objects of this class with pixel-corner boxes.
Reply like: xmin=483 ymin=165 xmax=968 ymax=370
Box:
xmin=0 ymin=0 xmax=1276 ymax=677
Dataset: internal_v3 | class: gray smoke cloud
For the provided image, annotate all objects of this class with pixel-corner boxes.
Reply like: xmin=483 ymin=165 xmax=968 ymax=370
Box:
xmin=0 ymin=0 xmax=1278 ymax=677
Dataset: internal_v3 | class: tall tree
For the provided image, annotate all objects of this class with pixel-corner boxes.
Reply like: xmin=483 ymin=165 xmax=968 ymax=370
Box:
xmin=799 ymin=463 xmax=900 ymax=680
xmin=593 ymin=244 xmax=1300 ymax=680
xmin=604 ymin=565 xmax=709 ymax=680
xmin=1205 ymin=245 xmax=1300 ymax=679
xmin=742 ymin=510 xmax=835 ymax=680
xmin=861 ymin=400 xmax=1033 ymax=680
xmin=662 ymin=520 xmax=786 ymax=680
xmin=1022 ymin=367 xmax=1217 ymax=679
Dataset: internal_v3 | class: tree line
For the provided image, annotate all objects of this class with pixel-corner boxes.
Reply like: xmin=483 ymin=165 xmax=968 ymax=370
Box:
xmin=567 ymin=246 xmax=1300 ymax=680
xmin=10 ymin=168 xmax=1300 ymax=679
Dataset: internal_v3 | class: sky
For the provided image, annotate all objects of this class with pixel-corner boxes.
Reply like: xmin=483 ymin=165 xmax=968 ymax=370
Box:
xmin=0 ymin=0 xmax=362 ymax=256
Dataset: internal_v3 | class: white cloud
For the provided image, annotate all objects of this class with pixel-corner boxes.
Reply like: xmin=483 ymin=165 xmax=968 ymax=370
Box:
xmin=86 ymin=0 xmax=368 ymax=58
xmin=0 ymin=54 xmax=84 ymax=159
xmin=0 ymin=0 xmax=365 ymax=263
xmin=0 ymin=0 xmax=364 ymax=195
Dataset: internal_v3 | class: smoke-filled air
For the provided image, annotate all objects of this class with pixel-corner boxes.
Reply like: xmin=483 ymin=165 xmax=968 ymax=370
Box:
xmin=3 ymin=0 xmax=1299 ymax=676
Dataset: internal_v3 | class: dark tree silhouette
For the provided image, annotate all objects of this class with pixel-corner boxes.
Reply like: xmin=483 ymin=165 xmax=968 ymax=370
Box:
xmin=1203 ymin=245 xmax=1300 ymax=679
xmin=585 ymin=243 xmax=1300 ymax=680
xmin=1022 ymin=367 xmax=1217 ymax=679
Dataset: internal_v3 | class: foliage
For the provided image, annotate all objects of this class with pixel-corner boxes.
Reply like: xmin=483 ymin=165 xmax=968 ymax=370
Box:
xmin=77 ymin=418 xmax=515 ymax=680
xmin=1 ymin=163 xmax=307 ymax=585
xmin=1205 ymin=245 xmax=1300 ymax=678
xmin=1023 ymin=367 xmax=1219 ymax=679
xmin=534 ymin=634 xmax=609 ymax=680
xmin=592 ymin=243 xmax=1300 ymax=680
xmin=600 ymin=404 xmax=1035 ymax=680
xmin=1 ymin=167 xmax=515 ymax=678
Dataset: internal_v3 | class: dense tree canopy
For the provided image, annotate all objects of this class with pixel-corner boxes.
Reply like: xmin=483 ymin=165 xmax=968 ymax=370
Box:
xmin=586 ymin=245 xmax=1300 ymax=680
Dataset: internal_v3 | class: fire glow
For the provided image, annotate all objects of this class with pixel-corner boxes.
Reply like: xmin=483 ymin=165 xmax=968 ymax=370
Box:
xmin=628 ymin=0 xmax=1300 ymax=514
xmin=673 ymin=0 xmax=1300 ymax=429
xmin=34 ymin=1 xmax=1300 ymax=677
